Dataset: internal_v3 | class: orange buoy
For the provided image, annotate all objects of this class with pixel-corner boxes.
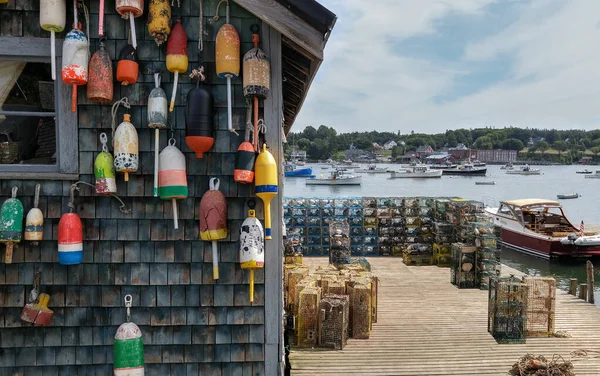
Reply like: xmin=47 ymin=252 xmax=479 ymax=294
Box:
xmin=234 ymin=138 xmax=255 ymax=184
xmin=116 ymin=43 xmax=138 ymax=86
xmin=87 ymin=39 xmax=113 ymax=103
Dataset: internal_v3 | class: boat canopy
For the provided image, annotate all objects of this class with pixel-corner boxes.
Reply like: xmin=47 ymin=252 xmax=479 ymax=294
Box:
xmin=502 ymin=198 xmax=561 ymax=208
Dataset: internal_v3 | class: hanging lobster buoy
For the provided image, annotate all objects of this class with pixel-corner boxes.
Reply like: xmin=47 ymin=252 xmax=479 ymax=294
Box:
xmin=40 ymin=0 xmax=66 ymax=80
xmin=95 ymin=133 xmax=117 ymax=195
xmin=58 ymin=211 xmax=83 ymax=265
xmin=158 ymin=139 xmax=188 ymax=230
xmin=255 ymin=144 xmax=278 ymax=240
xmin=0 ymin=187 xmax=23 ymax=264
xmin=62 ymin=5 xmax=89 ymax=113
xmin=116 ymin=0 xmax=144 ymax=49
xmin=243 ymin=24 xmax=271 ymax=151
xmin=114 ymin=114 xmax=139 ymax=182
xmin=24 ymin=184 xmax=44 ymax=244
xmin=87 ymin=38 xmax=114 ymax=103
xmin=166 ymin=20 xmax=188 ymax=112
xmin=114 ymin=295 xmax=144 ymax=375
xmin=116 ymin=43 xmax=138 ymax=86
xmin=240 ymin=203 xmax=264 ymax=303
xmin=200 ymin=178 xmax=227 ymax=280
xmin=234 ymin=136 xmax=255 ymax=184
xmin=185 ymin=68 xmax=214 ymax=158
xmin=148 ymin=72 xmax=168 ymax=197
xmin=215 ymin=0 xmax=239 ymax=134
xmin=147 ymin=0 xmax=171 ymax=45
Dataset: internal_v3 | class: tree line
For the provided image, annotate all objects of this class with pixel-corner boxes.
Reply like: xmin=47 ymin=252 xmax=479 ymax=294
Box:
xmin=285 ymin=125 xmax=600 ymax=163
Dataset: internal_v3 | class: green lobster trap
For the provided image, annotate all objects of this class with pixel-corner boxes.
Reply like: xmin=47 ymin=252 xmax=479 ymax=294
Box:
xmin=488 ymin=276 xmax=528 ymax=344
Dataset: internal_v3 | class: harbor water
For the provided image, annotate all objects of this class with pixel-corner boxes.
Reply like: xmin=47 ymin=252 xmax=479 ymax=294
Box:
xmin=284 ymin=163 xmax=600 ymax=305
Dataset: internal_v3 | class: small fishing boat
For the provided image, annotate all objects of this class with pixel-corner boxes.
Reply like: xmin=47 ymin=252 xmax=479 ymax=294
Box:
xmin=475 ymin=181 xmax=495 ymax=185
xmin=472 ymin=160 xmax=486 ymax=167
xmin=442 ymin=163 xmax=487 ymax=176
xmin=556 ymin=193 xmax=579 ymax=199
xmin=355 ymin=164 xmax=390 ymax=174
xmin=500 ymin=162 xmax=514 ymax=170
xmin=506 ymin=165 xmax=541 ymax=175
xmin=284 ymin=162 xmax=314 ymax=178
xmin=305 ymin=169 xmax=362 ymax=185
xmin=391 ymin=165 xmax=442 ymax=179
xmin=584 ymin=171 xmax=600 ymax=179
xmin=576 ymin=169 xmax=592 ymax=174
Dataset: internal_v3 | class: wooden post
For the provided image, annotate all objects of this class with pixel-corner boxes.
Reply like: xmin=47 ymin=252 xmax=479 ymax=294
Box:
xmin=579 ymin=284 xmax=588 ymax=301
xmin=569 ymin=278 xmax=578 ymax=295
xmin=587 ymin=260 xmax=595 ymax=304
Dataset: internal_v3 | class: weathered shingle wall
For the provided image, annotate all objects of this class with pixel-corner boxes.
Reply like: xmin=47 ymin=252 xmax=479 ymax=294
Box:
xmin=0 ymin=0 xmax=268 ymax=374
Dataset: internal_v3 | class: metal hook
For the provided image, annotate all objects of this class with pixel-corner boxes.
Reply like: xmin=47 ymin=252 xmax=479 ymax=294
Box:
xmin=100 ymin=133 xmax=108 ymax=152
xmin=124 ymin=294 xmax=132 ymax=322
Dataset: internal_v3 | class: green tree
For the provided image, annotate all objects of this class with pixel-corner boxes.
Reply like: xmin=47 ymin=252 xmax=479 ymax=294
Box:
xmin=297 ymin=138 xmax=310 ymax=150
xmin=591 ymin=146 xmax=600 ymax=158
xmin=553 ymin=140 xmax=568 ymax=156
xmin=302 ymin=126 xmax=317 ymax=141
xmin=535 ymin=140 xmax=550 ymax=158
xmin=391 ymin=145 xmax=405 ymax=160
xmin=473 ymin=136 xmax=493 ymax=150
xmin=316 ymin=125 xmax=337 ymax=141
xmin=502 ymin=138 xmax=524 ymax=151
xmin=307 ymin=139 xmax=330 ymax=160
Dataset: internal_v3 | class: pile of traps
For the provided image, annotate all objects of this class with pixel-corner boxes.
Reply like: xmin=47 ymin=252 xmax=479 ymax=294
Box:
xmin=284 ymin=262 xmax=378 ymax=350
xmin=508 ymin=354 xmax=575 ymax=376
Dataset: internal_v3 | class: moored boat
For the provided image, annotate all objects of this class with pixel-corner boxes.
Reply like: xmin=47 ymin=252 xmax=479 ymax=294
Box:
xmin=501 ymin=162 xmax=514 ymax=170
xmin=576 ymin=169 xmax=592 ymax=174
xmin=391 ymin=165 xmax=442 ymax=179
xmin=475 ymin=181 xmax=495 ymax=185
xmin=584 ymin=171 xmax=600 ymax=179
xmin=506 ymin=165 xmax=541 ymax=175
xmin=355 ymin=164 xmax=390 ymax=174
xmin=284 ymin=162 xmax=314 ymax=177
xmin=442 ymin=163 xmax=486 ymax=176
xmin=556 ymin=193 xmax=579 ymax=199
xmin=484 ymin=198 xmax=600 ymax=259
xmin=305 ymin=169 xmax=362 ymax=185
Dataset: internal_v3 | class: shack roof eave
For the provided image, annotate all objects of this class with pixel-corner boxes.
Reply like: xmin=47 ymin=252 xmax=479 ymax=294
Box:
xmin=233 ymin=0 xmax=337 ymax=134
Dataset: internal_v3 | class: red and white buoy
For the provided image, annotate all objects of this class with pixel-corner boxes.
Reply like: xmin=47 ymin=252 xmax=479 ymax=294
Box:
xmin=58 ymin=187 xmax=83 ymax=265
xmin=61 ymin=1 xmax=88 ymax=112
xmin=116 ymin=0 xmax=144 ymax=49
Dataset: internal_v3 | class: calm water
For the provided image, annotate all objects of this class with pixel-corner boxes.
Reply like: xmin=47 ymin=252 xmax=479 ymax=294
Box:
xmin=284 ymin=163 xmax=600 ymax=305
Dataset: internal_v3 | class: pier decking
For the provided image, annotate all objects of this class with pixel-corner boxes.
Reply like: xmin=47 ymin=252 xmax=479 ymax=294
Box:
xmin=289 ymin=258 xmax=600 ymax=375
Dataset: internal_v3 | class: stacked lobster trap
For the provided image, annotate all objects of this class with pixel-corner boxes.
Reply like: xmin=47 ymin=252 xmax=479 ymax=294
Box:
xmin=488 ymin=275 xmax=529 ymax=344
xmin=473 ymin=216 xmax=501 ymax=289
xmin=521 ymin=276 xmax=556 ymax=337
xmin=450 ymin=243 xmax=478 ymax=288
xmin=329 ymin=219 xmax=351 ymax=267
xmin=401 ymin=197 xmax=434 ymax=265
xmin=284 ymin=262 xmax=378 ymax=351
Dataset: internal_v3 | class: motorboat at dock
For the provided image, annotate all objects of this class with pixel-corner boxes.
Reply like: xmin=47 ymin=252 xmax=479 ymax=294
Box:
xmin=484 ymin=198 xmax=600 ymax=259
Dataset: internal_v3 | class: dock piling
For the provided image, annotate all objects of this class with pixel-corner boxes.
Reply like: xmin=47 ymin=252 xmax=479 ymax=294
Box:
xmin=587 ymin=260 xmax=595 ymax=304
xmin=579 ymin=283 xmax=588 ymax=301
xmin=569 ymin=278 xmax=578 ymax=295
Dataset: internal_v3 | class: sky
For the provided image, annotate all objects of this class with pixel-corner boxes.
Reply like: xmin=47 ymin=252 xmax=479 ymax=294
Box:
xmin=293 ymin=0 xmax=600 ymax=134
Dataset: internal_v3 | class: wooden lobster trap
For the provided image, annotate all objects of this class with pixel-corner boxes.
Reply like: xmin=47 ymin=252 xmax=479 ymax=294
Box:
xmin=297 ymin=286 xmax=322 ymax=347
xmin=522 ymin=276 xmax=556 ymax=337
xmin=318 ymin=294 xmax=349 ymax=350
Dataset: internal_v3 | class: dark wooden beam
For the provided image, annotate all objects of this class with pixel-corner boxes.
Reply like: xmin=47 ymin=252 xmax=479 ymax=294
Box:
xmin=234 ymin=0 xmax=324 ymax=60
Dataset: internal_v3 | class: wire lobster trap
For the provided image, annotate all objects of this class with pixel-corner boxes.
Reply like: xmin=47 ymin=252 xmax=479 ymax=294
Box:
xmin=297 ymin=286 xmax=322 ymax=347
xmin=351 ymin=283 xmax=372 ymax=339
xmin=488 ymin=276 xmax=528 ymax=344
xmin=451 ymin=243 xmax=478 ymax=288
xmin=329 ymin=219 xmax=351 ymax=267
xmin=318 ymin=294 xmax=350 ymax=350
xmin=521 ymin=276 xmax=556 ymax=337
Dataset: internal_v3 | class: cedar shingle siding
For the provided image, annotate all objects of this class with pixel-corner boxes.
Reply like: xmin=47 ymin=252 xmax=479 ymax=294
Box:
xmin=0 ymin=0 xmax=270 ymax=374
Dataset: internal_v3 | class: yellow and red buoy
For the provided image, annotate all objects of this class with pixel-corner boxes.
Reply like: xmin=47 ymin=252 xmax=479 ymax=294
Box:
xmin=200 ymin=178 xmax=228 ymax=280
xmin=166 ymin=20 xmax=188 ymax=111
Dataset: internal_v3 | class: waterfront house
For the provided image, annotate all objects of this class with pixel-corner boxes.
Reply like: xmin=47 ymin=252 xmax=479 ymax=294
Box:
xmin=0 ymin=0 xmax=336 ymax=374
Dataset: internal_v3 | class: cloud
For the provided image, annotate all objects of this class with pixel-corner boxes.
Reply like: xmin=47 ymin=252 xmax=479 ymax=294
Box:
xmin=293 ymin=0 xmax=600 ymax=134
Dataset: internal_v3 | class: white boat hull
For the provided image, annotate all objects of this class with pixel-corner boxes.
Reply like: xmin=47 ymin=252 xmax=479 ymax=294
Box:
xmin=506 ymin=170 xmax=541 ymax=175
xmin=585 ymin=175 xmax=600 ymax=179
xmin=305 ymin=176 xmax=362 ymax=185
xmin=391 ymin=170 xmax=442 ymax=178
xmin=355 ymin=169 xmax=390 ymax=174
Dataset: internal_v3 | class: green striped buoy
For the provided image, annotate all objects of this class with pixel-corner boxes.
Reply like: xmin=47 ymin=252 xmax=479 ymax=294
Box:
xmin=114 ymin=322 xmax=144 ymax=375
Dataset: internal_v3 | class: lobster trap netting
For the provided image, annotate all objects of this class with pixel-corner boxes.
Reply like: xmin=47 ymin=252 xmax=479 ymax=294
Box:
xmin=488 ymin=276 xmax=528 ymax=344
xmin=329 ymin=219 xmax=351 ymax=267
xmin=351 ymin=283 xmax=372 ymax=339
xmin=522 ymin=276 xmax=556 ymax=337
xmin=318 ymin=294 xmax=350 ymax=350
xmin=451 ymin=243 xmax=478 ymax=289
xmin=287 ymin=267 xmax=309 ymax=312
xmin=297 ymin=286 xmax=322 ymax=347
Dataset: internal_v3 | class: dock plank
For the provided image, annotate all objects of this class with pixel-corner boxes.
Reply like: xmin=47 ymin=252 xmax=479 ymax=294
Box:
xmin=290 ymin=257 xmax=600 ymax=375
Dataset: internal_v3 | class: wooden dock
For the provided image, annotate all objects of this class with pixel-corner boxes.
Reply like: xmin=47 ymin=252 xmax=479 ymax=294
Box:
xmin=289 ymin=258 xmax=600 ymax=375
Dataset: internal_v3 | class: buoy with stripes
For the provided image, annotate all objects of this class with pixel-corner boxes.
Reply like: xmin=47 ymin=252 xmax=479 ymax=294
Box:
xmin=255 ymin=144 xmax=278 ymax=240
xmin=185 ymin=67 xmax=214 ymax=158
xmin=116 ymin=42 xmax=138 ymax=86
xmin=200 ymin=178 xmax=227 ymax=280
xmin=166 ymin=20 xmax=188 ymax=111
xmin=58 ymin=186 xmax=83 ymax=265
xmin=159 ymin=138 xmax=188 ymax=229
xmin=114 ymin=294 xmax=144 ymax=375
xmin=24 ymin=184 xmax=44 ymax=244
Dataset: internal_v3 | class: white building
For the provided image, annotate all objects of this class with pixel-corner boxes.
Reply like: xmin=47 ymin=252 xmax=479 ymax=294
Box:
xmin=383 ymin=140 xmax=397 ymax=150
